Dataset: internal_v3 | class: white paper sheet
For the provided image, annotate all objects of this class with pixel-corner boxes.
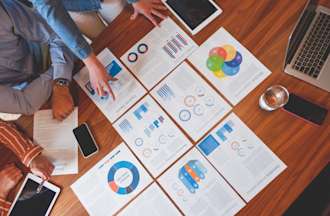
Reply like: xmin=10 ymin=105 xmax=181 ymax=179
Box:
xmin=118 ymin=183 xmax=181 ymax=216
xmin=113 ymin=95 xmax=192 ymax=177
xmin=121 ymin=18 xmax=198 ymax=90
xmin=71 ymin=143 xmax=153 ymax=216
xmin=33 ymin=108 xmax=78 ymax=175
xmin=158 ymin=148 xmax=245 ymax=216
xmin=197 ymin=113 xmax=287 ymax=201
xmin=151 ymin=62 xmax=231 ymax=141
xmin=74 ymin=49 xmax=146 ymax=123
xmin=188 ymin=28 xmax=271 ymax=105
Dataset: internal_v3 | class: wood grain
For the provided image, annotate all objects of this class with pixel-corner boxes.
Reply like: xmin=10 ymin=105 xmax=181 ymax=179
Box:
xmin=4 ymin=0 xmax=330 ymax=215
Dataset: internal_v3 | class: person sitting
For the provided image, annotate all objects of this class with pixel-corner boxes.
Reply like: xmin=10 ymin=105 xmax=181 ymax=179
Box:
xmin=0 ymin=120 xmax=54 ymax=216
xmin=0 ymin=0 xmax=75 ymax=120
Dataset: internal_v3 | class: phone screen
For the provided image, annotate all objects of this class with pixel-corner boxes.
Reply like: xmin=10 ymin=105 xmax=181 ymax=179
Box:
xmin=283 ymin=94 xmax=328 ymax=125
xmin=73 ymin=124 xmax=98 ymax=157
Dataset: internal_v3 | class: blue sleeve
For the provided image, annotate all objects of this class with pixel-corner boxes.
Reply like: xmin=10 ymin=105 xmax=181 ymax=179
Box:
xmin=127 ymin=0 xmax=139 ymax=3
xmin=31 ymin=0 xmax=92 ymax=60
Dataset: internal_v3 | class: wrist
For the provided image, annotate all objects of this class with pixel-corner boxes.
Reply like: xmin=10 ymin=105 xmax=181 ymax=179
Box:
xmin=54 ymin=78 xmax=70 ymax=87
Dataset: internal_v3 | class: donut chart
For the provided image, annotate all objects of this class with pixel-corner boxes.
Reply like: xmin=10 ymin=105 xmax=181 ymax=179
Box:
xmin=207 ymin=45 xmax=243 ymax=79
xmin=108 ymin=161 xmax=140 ymax=195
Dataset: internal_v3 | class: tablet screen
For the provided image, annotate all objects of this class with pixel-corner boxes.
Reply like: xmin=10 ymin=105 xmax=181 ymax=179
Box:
xmin=165 ymin=0 xmax=218 ymax=30
xmin=9 ymin=179 xmax=56 ymax=216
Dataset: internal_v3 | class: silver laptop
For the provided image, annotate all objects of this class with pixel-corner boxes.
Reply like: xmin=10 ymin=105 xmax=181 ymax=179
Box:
xmin=284 ymin=0 xmax=330 ymax=92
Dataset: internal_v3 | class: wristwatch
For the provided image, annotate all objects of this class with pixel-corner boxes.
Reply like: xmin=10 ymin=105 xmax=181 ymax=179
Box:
xmin=55 ymin=78 xmax=70 ymax=87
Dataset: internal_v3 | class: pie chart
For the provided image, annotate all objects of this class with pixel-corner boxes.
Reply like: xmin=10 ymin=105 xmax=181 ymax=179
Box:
xmin=108 ymin=161 xmax=140 ymax=195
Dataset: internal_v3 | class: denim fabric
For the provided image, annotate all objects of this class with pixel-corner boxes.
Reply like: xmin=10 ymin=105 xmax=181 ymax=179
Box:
xmin=31 ymin=0 xmax=139 ymax=60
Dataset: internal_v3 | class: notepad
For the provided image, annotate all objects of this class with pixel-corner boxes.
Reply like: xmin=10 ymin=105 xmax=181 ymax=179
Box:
xmin=33 ymin=108 xmax=78 ymax=175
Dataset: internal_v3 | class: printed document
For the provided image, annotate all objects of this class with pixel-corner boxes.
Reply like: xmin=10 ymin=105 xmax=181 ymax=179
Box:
xmin=121 ymin=18 xmax=198 ymax=90
xmin=197 ymin=113 xmax=287 ymax=201
xmin=33 ymin=108 xmax=78 ymax=175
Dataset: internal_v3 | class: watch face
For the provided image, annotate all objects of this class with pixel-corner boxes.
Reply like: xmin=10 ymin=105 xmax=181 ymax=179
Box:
xmin=56 ymin=79 xmax=69 ymax=86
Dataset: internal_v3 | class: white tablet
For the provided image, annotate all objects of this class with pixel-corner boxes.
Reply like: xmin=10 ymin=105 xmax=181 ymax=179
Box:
xmin=8 ymin=173 xmax=60 ymax=216
xmin=162 ymin=0 xmax=222 ymax=35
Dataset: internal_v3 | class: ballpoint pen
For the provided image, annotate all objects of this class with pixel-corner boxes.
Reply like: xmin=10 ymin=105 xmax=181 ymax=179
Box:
xmin=36 ymin=179 xmax=45 ymax=194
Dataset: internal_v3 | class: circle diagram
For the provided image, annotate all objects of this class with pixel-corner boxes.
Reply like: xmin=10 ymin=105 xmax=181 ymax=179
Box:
xmin=134 ymin=138 xmax=144 ymax=147
xmin=204 ymin=96 xmax=215 ymax=107
xmin=179 ymin=109 xmax=192 ymax=122
xmin=184 ymin=96 xmax=196 ymax=107
xmin=108 ymin=161 xmax=140 ymax=195
xmin=193 ymin=104 xmax=205 ymax=116
xmin=195 ymin=86 xmax=206 ymax=97
xmin=207 ymin=44 xmax=243 ymax=78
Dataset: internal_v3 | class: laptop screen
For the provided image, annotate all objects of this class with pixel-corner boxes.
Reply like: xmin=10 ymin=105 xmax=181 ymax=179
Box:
xmin=286 ymin=0 xmax=318 ymax=65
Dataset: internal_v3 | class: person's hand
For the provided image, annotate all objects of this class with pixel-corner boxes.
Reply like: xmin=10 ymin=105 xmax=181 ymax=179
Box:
xmin=83 ymin=53 xmax=116 ymax=98
xmin=0 ymin=165 xmax=23 ymax=199
xmin=52 ymin=83 xmax=74 ymax=121
xmin=30 ymin=154 xmax=54 ymax=180
xmin=131 ymin=0 xmax=167 ymax=26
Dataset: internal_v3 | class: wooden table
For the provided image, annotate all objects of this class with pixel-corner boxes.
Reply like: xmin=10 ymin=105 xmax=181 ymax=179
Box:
xmin=12 ymin=0 xmax=330 ymax=215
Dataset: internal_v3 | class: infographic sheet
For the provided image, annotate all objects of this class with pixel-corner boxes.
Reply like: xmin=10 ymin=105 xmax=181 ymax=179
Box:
xmin=158 ymin=148 xmax=245 ymax=216
xmin=118 ymin=183 xmax=181 ymax=216
xmin=114 ymin=96 xmax=192 ymax=177
xmin=151 ymin=62 xmax=231 ymax=141
xmin=121 ymin=18 xmax=198 ymax=90
xmin=74 ymin=49 xmax=146 ymax=123
xmin=71 ymin=143 xmax=152 ymax=216
xmin=197 ymin=113 xmax=287 ymax=201
xmin=188 ymin=28 xmax=271 ymax=105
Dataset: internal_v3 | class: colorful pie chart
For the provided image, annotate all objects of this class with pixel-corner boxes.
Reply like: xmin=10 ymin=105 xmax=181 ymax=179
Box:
xmin=206 ymin=44 xmax=243 ymax=78
xmin=108 ymin=161 xmax=140 ymax=195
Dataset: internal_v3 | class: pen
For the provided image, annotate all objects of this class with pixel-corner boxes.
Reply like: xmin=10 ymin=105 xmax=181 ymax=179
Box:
xmin=36 ymin=180 xmax=45 ymax=194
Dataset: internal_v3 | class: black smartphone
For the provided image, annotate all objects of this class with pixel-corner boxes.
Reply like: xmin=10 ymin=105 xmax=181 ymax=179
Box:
xmin=73 ymin=123 xmax=99 ymax=158
xmin=283 ymin=93 xmax=328 ymax=125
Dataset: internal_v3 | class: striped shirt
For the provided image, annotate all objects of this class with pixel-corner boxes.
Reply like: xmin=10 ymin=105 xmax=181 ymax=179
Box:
xmin=0 ymin=120 xmax=42 ymax=215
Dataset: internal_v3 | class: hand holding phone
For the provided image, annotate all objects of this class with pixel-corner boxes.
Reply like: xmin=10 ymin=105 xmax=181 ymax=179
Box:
xmin=73 ymin=123 xmax=99 ymax=158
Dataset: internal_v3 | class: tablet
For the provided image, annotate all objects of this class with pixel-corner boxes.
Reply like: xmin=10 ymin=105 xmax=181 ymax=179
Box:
xmin=8 ymin=173 xmax=60 ymax=216
xmin=162 ymin=0 xmax=222 ymax=35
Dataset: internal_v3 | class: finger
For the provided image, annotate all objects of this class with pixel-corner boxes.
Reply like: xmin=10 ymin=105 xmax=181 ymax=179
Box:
xmin=108 ymin=77 xmax=118 ymax=82
xmin=97 ymin=85 xmax=106 ymax=97
xmin=152 ymin=4 xmax=168 ymax=10
xmin=102 ymin=81 xmax=113 ymax=97
xmin=151 ymin=9 xmax=167 ymax=20
xmin=145 ymin=13 xmax=159 ymax=27
xmin=131 ymin=10 xmax=139 ymax=20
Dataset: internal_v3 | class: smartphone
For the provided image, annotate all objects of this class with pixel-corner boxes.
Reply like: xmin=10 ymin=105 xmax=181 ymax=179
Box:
xmin=283 ymin=93 xmax=328 ymax=125
xmin=73 ymin=123 xmax=99 ymax=158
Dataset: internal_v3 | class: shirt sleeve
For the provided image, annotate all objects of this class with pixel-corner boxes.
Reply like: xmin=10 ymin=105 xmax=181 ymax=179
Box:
xmin=30 ymin=0 xmax=92 ymax=60
xmin=6 ymin=0 xmax=75 ymax=81
xmin=0 ymin=69 xmax=53 ymax=116
xmin=0 ymin=121 xmax=42 ymax=167
xmin=0 ymin=197 xmax=11 ymax=216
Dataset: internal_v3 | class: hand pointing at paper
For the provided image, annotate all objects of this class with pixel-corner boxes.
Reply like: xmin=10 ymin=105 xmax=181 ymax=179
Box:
xmin=131 ymin=0 xmax=168 ymax=26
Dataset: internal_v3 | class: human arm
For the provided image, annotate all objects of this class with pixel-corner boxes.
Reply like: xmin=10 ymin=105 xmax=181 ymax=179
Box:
xmin=0 ymin=71 xmax=53 ymax=115
xmin=0 ymin=164 xmax=23 ymax=216
xmin=131 ymin=0 xmax=167 ymax=26
xmin=0 ymin=121 xmax=54 ymax=178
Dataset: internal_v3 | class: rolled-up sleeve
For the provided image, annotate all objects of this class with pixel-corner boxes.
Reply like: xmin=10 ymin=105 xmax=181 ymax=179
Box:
xmin=31 ymin=0 xmax=92 ymax=60
xmin=0 ymin=69 xmax=53 ymax=115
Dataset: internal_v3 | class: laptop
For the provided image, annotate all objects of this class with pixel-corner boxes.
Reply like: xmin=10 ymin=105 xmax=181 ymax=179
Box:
xmin=284 ymin=0 xmax=330 ymax=92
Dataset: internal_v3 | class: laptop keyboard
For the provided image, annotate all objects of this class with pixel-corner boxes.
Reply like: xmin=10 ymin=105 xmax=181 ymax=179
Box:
xmin=293 ymin=12 xmax=330 ymax=78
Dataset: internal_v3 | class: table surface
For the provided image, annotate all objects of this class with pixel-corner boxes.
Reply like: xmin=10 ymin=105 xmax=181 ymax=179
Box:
xmin=11 ymin=0 xmax=330 ymax=215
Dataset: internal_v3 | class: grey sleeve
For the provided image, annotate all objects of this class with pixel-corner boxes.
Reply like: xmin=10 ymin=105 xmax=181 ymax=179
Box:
xmin=7 ymin=0 xmax=75 ymax=81
xmin=0 ymin=69 xmax=53 ymax=115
